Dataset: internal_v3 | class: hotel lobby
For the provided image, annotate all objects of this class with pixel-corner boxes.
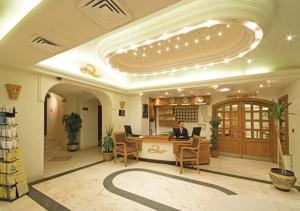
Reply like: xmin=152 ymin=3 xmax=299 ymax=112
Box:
xmin=0 ymin=0 xmax=300 ymax=210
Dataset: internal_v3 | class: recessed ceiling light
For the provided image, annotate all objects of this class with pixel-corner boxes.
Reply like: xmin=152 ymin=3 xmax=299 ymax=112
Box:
xmin=237 ymin=90 xmax=241 ymax=93
xmin=166 ymin=47 xmax=170 ymax=51
xmin=177 ymin=88 xmax=183 ymax=92
xmin=194 ymin=39 xmax=199 ymax=43
xmin=158 ymin=42 xmax=161 ymax=46
xmin=150 ymin=45 xmax=153 ymax=48
xmin=157 ymin=50 xmax=161 ymax=54
xmin=165 ymin=92 xmax=169 ymax=95
xmin=133 ymin=52 xmax=137 ymax=56
xmin=218 ymin=32 xmax=223 ymax=36
xmin=247 ymin=59 xmax=252 ymax=64
xmin=226 ymin=24 xmax=231 ymax=28
xmin=220 ymin=88 xmax=230 ymax=92
xmin=139 ymin=93 xmax=143 ymax=96
xmin=184 ymin=42 xmax=189 ymax=47
xmin=174 ymin=44 xmax=179 ymax=49
xmin=142 ymin=53 xmax=146 ymax=57
xmin=205 ymin=35 xmax=210 ymax=41
xmin=259 ymin=84 xmax=264 ymax=88
xmin=286 ymin=34 xmax=295 ymax=41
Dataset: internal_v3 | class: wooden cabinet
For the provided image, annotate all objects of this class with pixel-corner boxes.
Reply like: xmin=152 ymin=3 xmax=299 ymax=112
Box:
xmin=149 ymin=98 xmax=156 ymax=119
xmin=158 ymin=106 xmax=177 ymax=127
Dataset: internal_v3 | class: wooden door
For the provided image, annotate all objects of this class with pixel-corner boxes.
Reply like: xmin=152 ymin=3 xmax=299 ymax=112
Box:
xmin=241 ymin=102 xmax=273 ymax=160
xmin=213 ymin=98 xmax=274 ymax=160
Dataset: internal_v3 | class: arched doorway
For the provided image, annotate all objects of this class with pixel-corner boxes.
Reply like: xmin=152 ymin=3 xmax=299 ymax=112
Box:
xmin=43 ymin=82 xmax=112 ymax=176
xmin=212 ymin=98 xmax=275 ymax=161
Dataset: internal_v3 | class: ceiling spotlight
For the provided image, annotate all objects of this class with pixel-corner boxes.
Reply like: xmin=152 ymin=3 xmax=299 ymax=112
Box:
xmin=157 ymin=50 xmax=161 ymax=54
xmin=177 ymin=88 xmax=183 ymax=92
xmin=226 ymin=24 xmax=231 ymax=28
xmin=205 ymin=35 xmax=210 ymax=41
xmin=139 ymin=93 xmax=143 ymax=96
xmin=218 ymin=32 xmax=223 ymax=36
xmin=142 ymin=53 xmax=146 ymax=57
xmin=166 ymin=47 xmax=170 ymax=51
xmin=158 ymin=42 xmax=161 ymax=46
xmin=237 ymin=90 xmax=241 ymax=93
xmin=184 ymin=42 xmax=189 ymax=47
xmin=286 ymin=34 xmax=294 ymax=41
xmin=220 ymin=88 xmax=230 ymax=92
xmin=150 ymin=45 xmax=153 ymax=48
xmin=259 ymin=84 xmax=264 ymax=88
xmin=165 ymin=92 xmax=169 ymax=95
xmin=133 ymin=52 xmax=137 ymax=56
xmin=194 ymin=39 xmax=199 ymax=43
xmin=247 ymin=59 xmax=252 ymax=64
xmin=175 ymin=44 xmax=179 ymax=49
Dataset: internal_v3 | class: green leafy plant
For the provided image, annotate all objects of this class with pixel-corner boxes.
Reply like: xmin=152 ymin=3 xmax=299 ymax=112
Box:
xmin=62 ymin=112 xmax=82 ymax=145
xmin=269 ymin=100 xmax=291 ymax=173
xmin=210 ymin=117 xmax=221 ymax=150
xmin=102 ymin=125 xmax=114 ymax=153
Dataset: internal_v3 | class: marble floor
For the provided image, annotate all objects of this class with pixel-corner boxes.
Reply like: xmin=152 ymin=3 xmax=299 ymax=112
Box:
xmin=1 ymin=154 xmax=299 ymax=211
xmin=31 ymin=159 xmax=299 ymax=211
xmin=44 ymin=147 xmax=103 ymax=177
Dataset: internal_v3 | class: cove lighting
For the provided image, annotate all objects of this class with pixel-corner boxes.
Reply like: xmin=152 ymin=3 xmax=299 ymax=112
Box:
xmin=0 ymin=0 xmax=43 ymax=40
xmin=105 ymin=20 xmax=263 ymax=76
xmin=220 ymin=88 xmax=230 ymax=92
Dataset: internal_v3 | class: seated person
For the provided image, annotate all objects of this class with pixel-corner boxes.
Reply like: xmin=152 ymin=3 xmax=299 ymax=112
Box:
xmin=173 ymin=121 xmax=189 ymax=139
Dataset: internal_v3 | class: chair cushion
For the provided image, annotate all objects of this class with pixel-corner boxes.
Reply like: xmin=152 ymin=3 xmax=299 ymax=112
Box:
xmin=115 ymin=133 xmax=126 ymax=142
xmin=116 ymin=145 xmax=137 ymax=153
xmin=176 ymin=149 xmax=197 ymax=159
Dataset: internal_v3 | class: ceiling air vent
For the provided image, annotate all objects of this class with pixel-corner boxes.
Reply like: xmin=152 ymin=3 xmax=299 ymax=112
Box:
xmin=29 ymin=35 xmax=63 ymax=52
xmin=78 ymin=0 xmax=132 ymax=29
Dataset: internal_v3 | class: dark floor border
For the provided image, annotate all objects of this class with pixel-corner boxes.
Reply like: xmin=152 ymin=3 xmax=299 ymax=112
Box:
xmin=103 ymin=168 xmax=237 ymax=211
xmin=27 ymin=160 xmax=104 ymax=211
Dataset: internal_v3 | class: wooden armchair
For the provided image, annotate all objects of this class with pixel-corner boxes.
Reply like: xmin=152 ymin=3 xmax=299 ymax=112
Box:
xmin=113 ymin=132 xmax=139 ymax=167
xmin=175 ymin=135 xmax=201 ymax=174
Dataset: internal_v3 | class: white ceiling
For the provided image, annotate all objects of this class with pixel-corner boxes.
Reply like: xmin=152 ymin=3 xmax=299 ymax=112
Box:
xmin=1 ymin=0 xmax=300 ymax=96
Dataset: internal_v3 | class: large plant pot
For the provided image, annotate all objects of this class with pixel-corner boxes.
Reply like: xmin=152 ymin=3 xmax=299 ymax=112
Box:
xmin=67 ymin=144 xmax=79 ymax=152
xmin=269 ymin=168 xmax=297 ymax=191
xmin=103 ymin=152 xmax=113 ymax=161
xmin=210 ymin=148 xmax=219 ymax=158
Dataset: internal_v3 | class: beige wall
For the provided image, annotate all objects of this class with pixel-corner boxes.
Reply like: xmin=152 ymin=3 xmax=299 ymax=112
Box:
xmin=279 ymin=79 xmax=300 ymax=184
xmin=46 ymin=92 xmax=67 ymax=148
xmin=80 ymin=98 xmax=100 ymax=149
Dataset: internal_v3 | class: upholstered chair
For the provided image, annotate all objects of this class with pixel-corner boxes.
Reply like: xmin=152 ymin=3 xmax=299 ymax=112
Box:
xmin=175 ymin=135 xmax=201 ymax=174
xmin=113 ymin=132 xmax=139 ymax=167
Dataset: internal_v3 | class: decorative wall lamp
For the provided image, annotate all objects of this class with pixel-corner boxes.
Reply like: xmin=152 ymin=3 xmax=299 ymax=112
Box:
xmin=5 ymin=84 xmax=22 ymax=100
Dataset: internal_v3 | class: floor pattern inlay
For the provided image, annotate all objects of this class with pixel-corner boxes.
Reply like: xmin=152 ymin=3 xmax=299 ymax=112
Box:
xmin=103 ymin=168 xmax=237 ymax=211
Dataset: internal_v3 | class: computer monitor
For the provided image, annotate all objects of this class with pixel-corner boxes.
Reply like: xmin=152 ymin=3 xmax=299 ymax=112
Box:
xmin=192 ymin=127 xmax=201 ymax=137
xmin=124 ymin=125 xmax=140 ymax=137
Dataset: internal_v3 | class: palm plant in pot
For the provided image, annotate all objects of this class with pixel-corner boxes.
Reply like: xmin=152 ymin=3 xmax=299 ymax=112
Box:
xmin=62 ymin=112 xmax=82 ymax=151
xmin=269 ymin=100 xmax=297 ymax=191
xmin=102 ymin=125 xmax=114 ymax=161
xmin=210 ymin=117 xmax=221 ymax=157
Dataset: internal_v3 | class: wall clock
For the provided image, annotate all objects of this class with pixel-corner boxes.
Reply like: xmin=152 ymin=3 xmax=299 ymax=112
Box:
xmin=170 ymin=98 xmax=176 ymax=104
xmin=196 ymin=96 xmax=204 ymax=104
xmin=182 ymin=97 xmax=189 ymax=104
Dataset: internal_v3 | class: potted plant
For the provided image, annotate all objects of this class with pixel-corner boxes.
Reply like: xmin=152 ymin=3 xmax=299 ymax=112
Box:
xmin=269 ymin=100 xmax=297 ymax=191
xmin=62 ymin=112 xmax=82 ymax=151
xmin=210 ymin=117 xmax=221 ymax=157
xmin=102 ymin=125 xmax=114 ymax=161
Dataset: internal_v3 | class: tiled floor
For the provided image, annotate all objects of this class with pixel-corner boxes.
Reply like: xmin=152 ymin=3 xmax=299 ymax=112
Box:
xmin=32 ymin=159 xmax=299 ymax=211
xmin=44 ymin=147 xmax=103 ymax=177
xmin=1 ymin=150 xmax=299 ymax=211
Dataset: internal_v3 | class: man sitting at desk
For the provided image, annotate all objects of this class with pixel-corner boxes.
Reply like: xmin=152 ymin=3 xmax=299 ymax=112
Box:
xmin=173 ymin=121 xmax=189 ymax=139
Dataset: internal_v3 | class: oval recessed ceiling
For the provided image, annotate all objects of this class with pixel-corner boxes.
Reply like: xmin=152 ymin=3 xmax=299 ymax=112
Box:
xmin=107 ymin=19 xmax=263 ymax=74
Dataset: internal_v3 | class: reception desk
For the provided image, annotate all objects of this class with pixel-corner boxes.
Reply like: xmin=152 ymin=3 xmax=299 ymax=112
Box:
xmin=128 ymin=135 xmax=210 ymax=164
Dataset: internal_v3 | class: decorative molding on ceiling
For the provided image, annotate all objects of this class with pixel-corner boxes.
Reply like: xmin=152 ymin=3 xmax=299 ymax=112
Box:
xmin=97 ymin=0 xmax=275 ymax=74
xmin=78 ymin=0 xmax=132 ymax=29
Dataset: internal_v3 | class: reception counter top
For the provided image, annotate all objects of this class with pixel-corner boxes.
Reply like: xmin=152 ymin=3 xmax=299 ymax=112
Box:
xmin=128 ymin=135 xmax=211 ymax=164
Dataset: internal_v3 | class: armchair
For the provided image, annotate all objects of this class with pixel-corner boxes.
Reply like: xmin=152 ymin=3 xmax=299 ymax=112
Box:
xmin=113 ymin=132 xmax=139 ymax=167
xmin=175 ymin=135 xmax=201 ymax=174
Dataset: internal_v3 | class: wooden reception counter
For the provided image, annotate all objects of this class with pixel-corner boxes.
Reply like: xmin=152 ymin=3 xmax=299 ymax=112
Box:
xmin=128 ymin=135 xmax=210 ymax=164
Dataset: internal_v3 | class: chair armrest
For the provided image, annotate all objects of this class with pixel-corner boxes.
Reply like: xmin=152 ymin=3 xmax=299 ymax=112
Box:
xmin=181 ymin=146 xmax=197 ymax=154
xmin=126 ymin=139 xmax=139 ymax=150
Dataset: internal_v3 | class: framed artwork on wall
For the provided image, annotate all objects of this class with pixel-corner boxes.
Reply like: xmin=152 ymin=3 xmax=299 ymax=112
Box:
xmin=119 ymin=110 xmax=125 ymax=116
xmin=200 ymin=107 xmax=208 ymax=116
xmin=143 ymin=104 xmax=149 ymax=118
